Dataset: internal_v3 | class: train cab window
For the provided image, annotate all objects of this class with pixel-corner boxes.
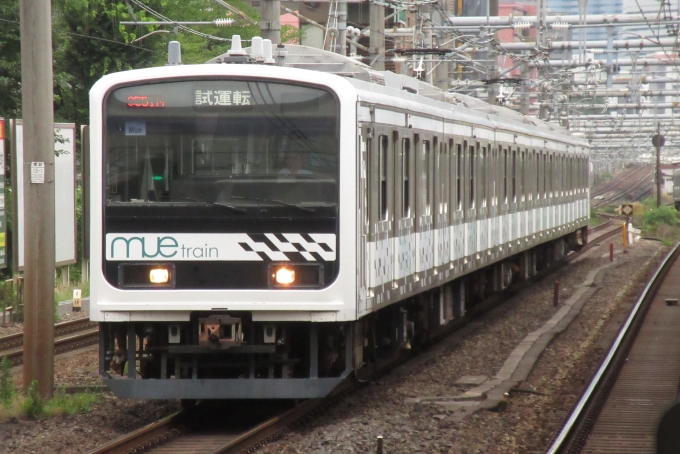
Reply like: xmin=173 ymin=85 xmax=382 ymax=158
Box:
xmin=402 ymin=138 xmax=411 ymax=218
xmin=469 ymin=144 xmax=475 ymax=209
xmin=378 ymin=135 xmax=388 ymax=221
xmin=103 ymin=80 xmax=339 ymax=210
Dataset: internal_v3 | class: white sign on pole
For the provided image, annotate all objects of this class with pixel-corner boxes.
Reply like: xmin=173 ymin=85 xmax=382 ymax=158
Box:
xmin=15 ymin=122 xmax=77 ymax=268
xmin=30 ymin=162 xmax=45 ymax=184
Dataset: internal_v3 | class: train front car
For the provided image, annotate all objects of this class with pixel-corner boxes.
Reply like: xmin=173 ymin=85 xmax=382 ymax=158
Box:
xmin=89 ymin=65 xmax=358 ymax=399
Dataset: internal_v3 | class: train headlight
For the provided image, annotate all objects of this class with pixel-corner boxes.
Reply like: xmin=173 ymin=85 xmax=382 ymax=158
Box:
xmin=149 ymin=268 xmax=170 ymax=284
xmin=267 ymin=263 xmax=324 ymax=289
xmin=118 ymin=263 xmax=175 ymax=288
xmin=274 ymin=267 xmax=295 ymax=285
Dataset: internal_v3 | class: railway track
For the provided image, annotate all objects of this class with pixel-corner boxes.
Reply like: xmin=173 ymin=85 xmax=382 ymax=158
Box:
xmin=591 ymin=166 xmax=653 ymax=208
xmin=546 ymin=241 xmax=680 ymax=454
xmin=0 ymin=318 xmax=99 ymax=366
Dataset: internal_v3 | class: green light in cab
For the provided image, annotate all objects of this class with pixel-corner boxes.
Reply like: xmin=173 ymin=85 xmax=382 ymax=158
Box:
xmin=153 ymin=176 xmax=163 ymax=181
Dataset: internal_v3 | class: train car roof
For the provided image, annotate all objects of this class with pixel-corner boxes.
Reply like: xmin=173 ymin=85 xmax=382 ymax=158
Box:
xmin=210 ymin=43 xmax=587 ymax=148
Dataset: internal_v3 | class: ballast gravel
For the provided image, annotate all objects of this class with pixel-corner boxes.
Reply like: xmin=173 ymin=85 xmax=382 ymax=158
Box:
xmin=0 ymin=239 xmax=666 ymax=454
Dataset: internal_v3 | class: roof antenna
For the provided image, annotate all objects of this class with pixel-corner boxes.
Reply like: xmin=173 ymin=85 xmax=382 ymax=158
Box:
xmin=167 ymin=41 xmax=182 ymax=65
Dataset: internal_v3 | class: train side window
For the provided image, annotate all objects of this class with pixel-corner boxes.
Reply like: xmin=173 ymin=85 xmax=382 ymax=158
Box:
xmin=480 ymin=145 xmax=487 ymax=208
xmin=378 ymin=135 xmax=388 ymax=221
xmin=535 ymin=150 xmax=540 ymax=200
xmin=518 ymin=150 xmax=524 ymax=202
xmin=419 ymin=140 xmax=431 ymax=216
xmin=548 ymin=154 xmax=553 ymax=198
xmin=402 ymin=137 xmax=411 ymax=218
xmin=503 ymin=148 xmax=508 ymax=203
xmin=469 ymin=144 xmax=475 ymax=209
xmin=491 ymin=147 xmax=497 ymax=207
xmin=543 ymin=153 xmax=547 ymax=197
xmin=512 ymin=149 xmax=517 ymax=202
xmin=456 ymin=143 xmax=462 ymax=211
xmin=439 ymin=141 xmax=449 ymax=214
xmin=365 ymin=136 xmax=372 ymax=225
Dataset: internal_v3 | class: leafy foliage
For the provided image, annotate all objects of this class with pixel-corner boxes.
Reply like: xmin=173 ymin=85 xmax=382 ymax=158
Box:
xmin=0 ymin=357 xmax=15 ymax=406
xmin=21 ymin=380 xmax=44 ymax=420
xmin=641 ymin=205 xmax=679 ymax=228
xmin=0 ymin=0 xmax=21 ymax=119
xmin=45 ymin=388 xmax=101 ymax=416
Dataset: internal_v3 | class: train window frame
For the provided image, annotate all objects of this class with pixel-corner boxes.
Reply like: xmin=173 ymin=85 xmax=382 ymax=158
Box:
xmin=418 ymin=138 xmax=431 ymax=217
xmin=402 ymin=136 xmax=412 ymax=219
xmin=548 ymin=154 xmax=553 ymax=198
xmin=521 ymin=150 xmax=526 ymax=203
xmin=469 ymin=143 xmax=475 ymax=210
xmin=480 ymin=144 xmax=487 ymax=208
xmin=503 ymin=147 xmax=508 ymax=204
xmin=378 ymin=134 xmax=389 ymax=221
xmin=456 ymin=142 xmax=463 ymax=211
xmin=512 ymin=148 xmax=517 ymax=203
xmin=438 ymin=139 xmax=449 ymax=215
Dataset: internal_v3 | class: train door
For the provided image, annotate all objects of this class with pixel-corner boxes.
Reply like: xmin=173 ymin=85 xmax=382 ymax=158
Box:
xmin=367 ymin=126 xmax=394 ymax=307
xmin=393 ymin=129 xmax=415 ymax=289
xmin=477 ymin=140 xmax=489 ymax=264
xmin=415 ymin=133 xmax=434 ymax=282
xmin=433 ymin=136 xmax=450 ymax=275
xmin=463 ymin=135 xmax=477 ymax=266
xmin=450 ymin=137 xmax=465 ymax=274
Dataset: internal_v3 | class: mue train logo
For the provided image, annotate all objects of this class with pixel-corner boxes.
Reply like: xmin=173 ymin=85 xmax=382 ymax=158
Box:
xmin=105 ymin=233 xmax=337 ymax=262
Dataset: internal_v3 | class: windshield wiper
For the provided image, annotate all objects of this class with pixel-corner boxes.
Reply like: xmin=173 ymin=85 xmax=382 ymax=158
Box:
xmin=164 ymin=196 xmax=246 ymax=213
xmin=230 ymin=195 xmax=315 ymax=213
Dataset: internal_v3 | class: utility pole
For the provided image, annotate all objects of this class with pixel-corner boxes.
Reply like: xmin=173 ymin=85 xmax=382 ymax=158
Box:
xmin=20 ymin=0 xmax=56 ymax=398
xmin=369 ymin=1 xmax=385 ymax=70
xmin=260 ymin=0 xmax=281 ymax=44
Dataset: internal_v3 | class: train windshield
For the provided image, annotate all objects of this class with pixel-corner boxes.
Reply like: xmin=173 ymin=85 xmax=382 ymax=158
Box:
xmin=104 ymin=79 xmax=339 ymax=209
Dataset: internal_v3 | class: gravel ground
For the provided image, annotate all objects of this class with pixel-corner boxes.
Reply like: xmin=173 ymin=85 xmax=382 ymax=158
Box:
xmin=0 ymin=239 xmax=666 ymax=453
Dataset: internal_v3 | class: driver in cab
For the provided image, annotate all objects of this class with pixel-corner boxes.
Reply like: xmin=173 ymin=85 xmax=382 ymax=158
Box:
xmin=277 ymin=152 xmax=312 ymax=176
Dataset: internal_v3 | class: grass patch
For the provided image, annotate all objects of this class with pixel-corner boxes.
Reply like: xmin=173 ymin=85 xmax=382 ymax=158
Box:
xmin=634 ymin=204 xmax=680 ymax=245
xmin=0 ymin=364 xmax=102 ymax=421
xmin=54 ymin=281 xmax=89 ymax=305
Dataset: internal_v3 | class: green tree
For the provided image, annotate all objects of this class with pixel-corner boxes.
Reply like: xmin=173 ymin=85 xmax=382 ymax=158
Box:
xmin=134 ymin=0 xmax=260 ymax=66
xmin=52 ymin=0 xmax=161 ymax=125
xmin=0 ymin=0 xmax=21 ymax=119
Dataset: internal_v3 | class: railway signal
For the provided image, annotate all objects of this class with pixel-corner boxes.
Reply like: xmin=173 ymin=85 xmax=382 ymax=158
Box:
xmin=652 ymin=125 xmax=665 ymax=208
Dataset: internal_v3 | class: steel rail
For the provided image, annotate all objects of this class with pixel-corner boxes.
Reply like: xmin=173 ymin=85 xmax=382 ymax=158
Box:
xmin=545 ymin=241 xmax=680 ymax=454
xmin=0 ymin=319 xmax=99 ymax=366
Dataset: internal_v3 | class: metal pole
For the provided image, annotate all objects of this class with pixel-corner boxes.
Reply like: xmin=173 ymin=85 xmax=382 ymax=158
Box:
xmin=20 ymin=0 xmax=55 ymax=398
xmin=369 ymin=1 xmax=385 ymax=70
xmin=260 ymin=0 xmax=281 ymax=44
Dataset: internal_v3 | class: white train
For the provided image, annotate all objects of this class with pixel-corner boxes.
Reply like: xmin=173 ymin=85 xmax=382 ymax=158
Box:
xmin=89 ymin=38 xmax=590 ymax=399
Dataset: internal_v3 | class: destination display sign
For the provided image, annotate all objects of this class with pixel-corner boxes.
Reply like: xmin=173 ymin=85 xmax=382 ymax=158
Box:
xmin=194 ymin=89 xmax=252 ymax=107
